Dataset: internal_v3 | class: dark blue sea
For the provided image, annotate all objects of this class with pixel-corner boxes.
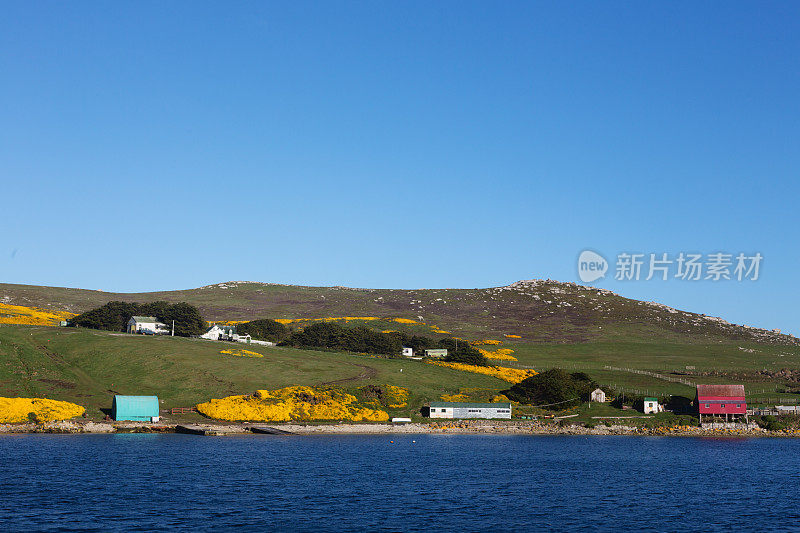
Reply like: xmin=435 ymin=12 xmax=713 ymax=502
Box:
xmin=1 ymin=434 xmax=799 ymax=532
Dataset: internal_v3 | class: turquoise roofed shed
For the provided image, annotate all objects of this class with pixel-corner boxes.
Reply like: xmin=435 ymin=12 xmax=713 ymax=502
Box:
xmin=113 ymin=395 xmax=160 ymax=421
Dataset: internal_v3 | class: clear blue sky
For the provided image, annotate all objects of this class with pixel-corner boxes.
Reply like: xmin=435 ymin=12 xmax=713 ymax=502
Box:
xmin=1 ymin=2 xmax=798 ymax=335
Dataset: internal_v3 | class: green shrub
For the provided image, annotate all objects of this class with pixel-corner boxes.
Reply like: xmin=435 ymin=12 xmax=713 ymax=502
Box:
xmin=754 ymin=415 xmax=787 ymax=431
xmin=236 ymin=319 xmax=289 ymax=342
xmin=504 ymin=369 xmax=598 ymax=408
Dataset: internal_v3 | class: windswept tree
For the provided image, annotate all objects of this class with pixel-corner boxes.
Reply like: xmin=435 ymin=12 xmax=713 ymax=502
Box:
xmin=504 ymin=369 xmax=598 ymax=407
xmin=69 ymin=301 xmax=205 ymax=337
xmin=236 ymin=319 xmax=289 ymax=342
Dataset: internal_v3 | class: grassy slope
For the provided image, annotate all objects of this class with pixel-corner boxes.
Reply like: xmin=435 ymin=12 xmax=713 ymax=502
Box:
xmin=2 ymin=279 xmax=800 ymax=418
xmin=0 ymin=324 xmax=506 ymax=418
xmin=509 ymin=340 xmax=800 ymax=404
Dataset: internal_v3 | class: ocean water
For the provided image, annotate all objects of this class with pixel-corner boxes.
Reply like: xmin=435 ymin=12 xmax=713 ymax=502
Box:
xmin=1 ymin=433 xmax=799 ymax=531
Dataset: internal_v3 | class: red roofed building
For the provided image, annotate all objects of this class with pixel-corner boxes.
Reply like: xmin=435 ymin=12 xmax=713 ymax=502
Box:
xmin=696 ymin=384 xmax=747 ymax=423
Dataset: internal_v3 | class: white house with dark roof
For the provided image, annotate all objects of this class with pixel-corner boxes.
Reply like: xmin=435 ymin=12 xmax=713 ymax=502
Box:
xmin=127 ymin=316 xmax=168 ymax=335
xmin=201 ymin=324 xmax=239 ymax=341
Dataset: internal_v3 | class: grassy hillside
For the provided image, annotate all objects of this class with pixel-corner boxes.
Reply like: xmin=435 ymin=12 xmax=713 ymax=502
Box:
xmin=1 ymin=279 xmax=796 ymax=346
xmin=2 ymin=279 xmax=800 ymax=421
xmin=0 ymin=324 xmax=508 ymax=418
xmin=1 ymin=321 xmax=799 ymax=420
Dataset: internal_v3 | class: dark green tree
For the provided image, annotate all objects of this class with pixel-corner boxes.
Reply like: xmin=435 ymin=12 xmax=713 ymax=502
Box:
xmin=504 ymin=368 xmax=598 ymax=407
xmin=68 ymin=301 xmax=205 ymax=337
xmin=234 ymin=318 xmax=289 ymax=342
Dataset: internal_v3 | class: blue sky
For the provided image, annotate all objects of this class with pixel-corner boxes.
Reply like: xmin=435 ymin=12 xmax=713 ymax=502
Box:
xmin=1 ymin=2 xmax=798 ymax=335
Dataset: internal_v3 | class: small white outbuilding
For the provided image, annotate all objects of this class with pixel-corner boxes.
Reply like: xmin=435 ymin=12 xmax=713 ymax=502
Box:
xmin=643 ymin=397 xmax=663 ymax=414
xmin=127 ymin=316 xmax=168 ymax=335
xmin=590 ymin=388 xmax=606 ymax=403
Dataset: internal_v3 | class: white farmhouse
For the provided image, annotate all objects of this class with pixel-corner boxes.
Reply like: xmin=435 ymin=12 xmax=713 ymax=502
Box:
xmin=402 ymin=347 xmax=414 ymax=357
xmin=201 ymin=324 xmax=238 ymax=341
xmin=127 ymin=316 xmax=168 ymax=335
xmin=590 ymin=388 xmax=606 ymax=403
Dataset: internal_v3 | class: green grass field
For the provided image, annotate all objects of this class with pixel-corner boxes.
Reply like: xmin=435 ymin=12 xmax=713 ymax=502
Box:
xmin=2 ymin=319 xmax=800 ymax=422
xmin=2 ymin=278 xmax=799 ymax=421
xmin=0 ymin=324 xmax=510 ymax=418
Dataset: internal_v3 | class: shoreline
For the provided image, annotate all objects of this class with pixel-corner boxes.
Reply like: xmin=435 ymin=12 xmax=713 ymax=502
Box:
xmin=1 ymin=419 xmax=798 ymax=438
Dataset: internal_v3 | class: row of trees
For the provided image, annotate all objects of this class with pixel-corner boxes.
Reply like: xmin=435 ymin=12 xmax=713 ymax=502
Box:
xmin=68 ymin=301 xmax=206 ymax=337
xmin=278 ymin=322 xmax=487 ymax=365
xmin=235 ymin=319 xmax=289 ymax=342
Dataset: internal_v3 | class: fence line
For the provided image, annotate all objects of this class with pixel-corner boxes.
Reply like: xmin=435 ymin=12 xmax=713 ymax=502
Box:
xmin=603 ymin=365 xmax=695 ymax=386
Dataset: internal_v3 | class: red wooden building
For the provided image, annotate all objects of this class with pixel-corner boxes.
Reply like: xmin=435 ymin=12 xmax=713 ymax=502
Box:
xmin=696 ymin=384 xmax=747 ymax=423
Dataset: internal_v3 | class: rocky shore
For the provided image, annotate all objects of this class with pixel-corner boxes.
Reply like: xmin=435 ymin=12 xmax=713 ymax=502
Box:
xmin=2 ymin=419 xmax=798 ymax=437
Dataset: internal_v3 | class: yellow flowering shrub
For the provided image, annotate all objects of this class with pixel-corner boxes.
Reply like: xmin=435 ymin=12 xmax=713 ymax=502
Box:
xmin=196 ymin=386 xmax=390 ymax=422
xmin=220 ymin=349 xmax=263 ymax=358
xmin=504 ymin=334 xmax=522 ymax=339
xmin=383 ymin=385 xmax=409 ymax=408
xmin=0 ymin=304 xmax=75 ymax=326
xmin=428 ymin=361 xmax=536 ymax=383
xmin=0 ymin=397 xmax=85 ymax=423
xmin=478 ymin=348 xmax=518 ymax=362
xmin=491 ymin=394 xmax=511 ymax=402
xmin=471 ymin=339 xmax=503 ymax=346
xmin=440 ymin=393 xmax=471 ymax=402
xmin=430 ymin=326 xmax=450 ymax=334
xmin=393 ymin=318 xmax=421 ymax=324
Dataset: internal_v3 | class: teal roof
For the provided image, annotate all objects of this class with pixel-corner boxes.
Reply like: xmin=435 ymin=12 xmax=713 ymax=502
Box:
xmin=112 ymin=395 xmax=160 ymax=421
xmin=429 ymin=401 xmax=511 ymax=409
xmin=131 ymin=316 xmax=159 ymax=323
xmin=644 ymin=397 xmax=659 ymax=402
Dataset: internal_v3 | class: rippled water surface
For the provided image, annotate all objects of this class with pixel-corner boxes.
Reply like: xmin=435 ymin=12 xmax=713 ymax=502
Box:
xmin=2 ymin=434 xmax=800 ymax=531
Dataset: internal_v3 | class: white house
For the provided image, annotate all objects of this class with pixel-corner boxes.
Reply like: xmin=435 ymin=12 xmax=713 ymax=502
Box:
xmin=201 ymin=324 xmax=238 ymax=341
xmin=127 ymin=316 xmax=168 ymax=335
xmin=643 ymin=397 xmax=663 ymax=414
xmin=590 ymin=388 xmax=606 ymax=403
xmin=402 ymin=347 xmax=414 ymax=357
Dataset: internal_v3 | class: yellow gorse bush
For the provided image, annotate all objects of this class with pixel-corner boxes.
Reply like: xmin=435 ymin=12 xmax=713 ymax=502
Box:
xmin=0 ymin=397 xmax=85 ymax=424
xmin=478 ymin=348 xmax=518 ymax=362
xmin=384 ymin=385 xmax=409 ymax=408
xmin=275 ymin=317 xmax=383 ymax=324
xmin=471 ymin=339 xmax=503 ymax=346
xmin=392 ymin=318 xmax=420 ymax=324
xmin=207 ymin=320 xmax=247 ymax=326
xmin=504 ymin=334 xmax=522 ymax=339
xmin=220 ymin=349 xmax=263 ymax=358
xmin=440 ymin=393 xmax=471 ymax=402
xmin=196 ymin=386 xmax=390 ymax=422
xmin=428 ymin=361 xmax=536 ymax=383
xmin=265 ymin=315 xmax=460 ymax=337
xmin=0 ymin=303 xmax=75 ymax=326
